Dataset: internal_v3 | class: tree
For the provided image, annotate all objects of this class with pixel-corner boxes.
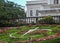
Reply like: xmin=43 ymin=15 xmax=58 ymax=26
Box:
xmin=0 ymin=0 xmax=26 ymax=26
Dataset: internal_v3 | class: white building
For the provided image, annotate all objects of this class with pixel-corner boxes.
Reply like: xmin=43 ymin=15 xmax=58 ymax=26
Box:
xmin=26 ymin=0 xmax=60 ymax=23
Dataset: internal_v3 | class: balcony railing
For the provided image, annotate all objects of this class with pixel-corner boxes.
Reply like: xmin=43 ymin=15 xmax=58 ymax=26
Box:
xmin=38 ymin=9 xmax=60 ymax=13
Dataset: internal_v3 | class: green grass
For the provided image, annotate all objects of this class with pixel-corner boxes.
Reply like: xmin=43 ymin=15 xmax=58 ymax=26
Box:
xmin=0 ymin=25 xmax=60 ymax=43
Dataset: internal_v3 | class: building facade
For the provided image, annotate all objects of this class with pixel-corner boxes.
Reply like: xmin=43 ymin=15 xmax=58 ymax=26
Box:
xmin=26 ymin=0 xmax=60 ymax=23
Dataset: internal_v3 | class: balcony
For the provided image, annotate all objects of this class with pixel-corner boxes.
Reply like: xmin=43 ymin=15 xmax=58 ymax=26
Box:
xmin=26 ymin=1 xmax=47 ymax=5
xmin=43 ymin=4 xmax=60 ymax=7
xmin=38 ymin=9 xmax=60 ymax=13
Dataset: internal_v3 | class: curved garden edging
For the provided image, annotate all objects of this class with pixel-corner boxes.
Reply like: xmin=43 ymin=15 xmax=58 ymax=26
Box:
xmin=9 ymin=29 xmax=60 ymax=43
xmin=22 ymin=33 xmax=60 ymax=43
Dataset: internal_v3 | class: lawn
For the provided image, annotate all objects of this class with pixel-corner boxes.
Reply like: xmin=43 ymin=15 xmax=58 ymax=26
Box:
xmin=0 ymin=25 xmax=60 ymax=43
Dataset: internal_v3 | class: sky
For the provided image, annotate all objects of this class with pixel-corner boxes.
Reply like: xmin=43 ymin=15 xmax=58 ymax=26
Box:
xmin=8 ymin=0 xmax=31 ymax=11
xmin=8 ymin=0 xmax=31 ymax=6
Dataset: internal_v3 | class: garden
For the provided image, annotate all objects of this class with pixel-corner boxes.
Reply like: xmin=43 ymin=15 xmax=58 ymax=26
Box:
xmin=0 ymin=0 xmax=60 ymax=43
xmin=0 ymin=24 xmax=60 ymax=43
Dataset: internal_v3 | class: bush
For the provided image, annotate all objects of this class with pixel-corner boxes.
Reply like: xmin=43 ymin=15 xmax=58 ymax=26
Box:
xmin=38 ymin=16 xmax=54 ymax=24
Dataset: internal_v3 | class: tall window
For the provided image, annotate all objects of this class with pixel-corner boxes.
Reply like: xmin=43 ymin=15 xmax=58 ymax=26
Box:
xmin=54 ymin=0 xmax=59 ymax=4
xmin=30 ymin=10 xmax=33 ymax=16
xmin=36 ymin=10 xmax=38 ymax=16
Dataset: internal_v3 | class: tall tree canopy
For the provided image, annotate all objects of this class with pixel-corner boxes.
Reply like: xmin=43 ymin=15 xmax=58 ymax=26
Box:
xmin=0 ymin=0 xmax=26 ymax=26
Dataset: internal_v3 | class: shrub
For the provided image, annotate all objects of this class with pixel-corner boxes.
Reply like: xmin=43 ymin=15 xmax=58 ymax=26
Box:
xmin=38 ymin=16 xmax=54 ymax=24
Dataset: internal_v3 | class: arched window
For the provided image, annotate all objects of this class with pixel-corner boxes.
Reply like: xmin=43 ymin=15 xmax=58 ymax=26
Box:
xmin=54 ymin=0 xmax=59 ymax=4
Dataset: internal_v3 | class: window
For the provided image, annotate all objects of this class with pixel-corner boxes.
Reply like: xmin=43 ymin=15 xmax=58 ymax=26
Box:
xmin=36 ymin=10 xmax=38 ymax=16
xmin=30 ymin=10 xmax=33 ymax=16
xmin=54 ymin=0 xmax=59 ymax=4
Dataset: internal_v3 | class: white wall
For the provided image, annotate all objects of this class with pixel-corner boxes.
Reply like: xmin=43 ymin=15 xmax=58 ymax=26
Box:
xmin=57 ymin=0 xmax=60 ymax=4
xmin=50 ymin=0 xmax=54 ymax=4
xmin=48 ymin=0 xmax=60 ymax=4
xmin=26 ymin=4 xmax=43 ymax=17
xmin=26 ymin=0 xmax=60 ymax=17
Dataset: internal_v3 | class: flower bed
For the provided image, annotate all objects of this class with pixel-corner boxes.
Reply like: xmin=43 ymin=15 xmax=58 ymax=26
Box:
xmin=0 ymin=25 xmax=60 ymax=43
xmin=20 ymin=33 xmax=60 ymax=43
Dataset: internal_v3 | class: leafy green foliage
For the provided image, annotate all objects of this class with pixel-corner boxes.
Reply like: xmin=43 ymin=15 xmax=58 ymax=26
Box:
xmin=0 ymin=0 xmax=26 ymax=26
xmin=38 ymin=16 xmax=54 ymax=24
